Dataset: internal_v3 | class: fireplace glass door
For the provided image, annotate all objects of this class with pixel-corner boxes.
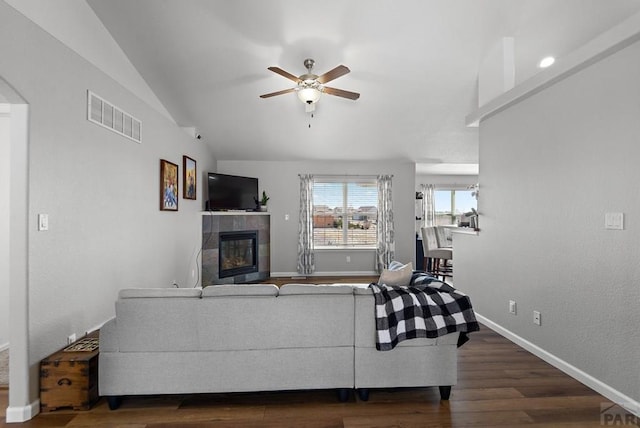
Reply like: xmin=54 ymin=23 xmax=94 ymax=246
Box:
xmin=219 ymin=231 xmax=258 ymax=278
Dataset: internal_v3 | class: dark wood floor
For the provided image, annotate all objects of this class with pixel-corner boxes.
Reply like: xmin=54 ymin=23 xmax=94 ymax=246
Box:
xmin=2 ymin=277 xmax=638 ymax=427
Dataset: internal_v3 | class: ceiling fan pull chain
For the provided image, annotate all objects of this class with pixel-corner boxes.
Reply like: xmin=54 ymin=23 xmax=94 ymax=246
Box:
xmin=308 ymin=112 xmax=314 ymax=128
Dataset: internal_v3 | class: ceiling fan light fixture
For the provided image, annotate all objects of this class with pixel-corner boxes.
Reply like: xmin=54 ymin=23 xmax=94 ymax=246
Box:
xmin=297 ymin=86 xmax=322 ymax=104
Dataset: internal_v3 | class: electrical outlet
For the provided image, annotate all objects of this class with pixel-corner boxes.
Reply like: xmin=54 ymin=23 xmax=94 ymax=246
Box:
xmin=533 ymin=310 xmax=541 ymax=326
xmin=38 ymin=213 xmax=49 ymax=231
xmin=605 ymin=212 xmax=624 ymax=230
xmin=346 ymin=256 xmax=351 ymax=263
xmin=509 ymin=300 xmax=517 ymax=315
xmin=67 ymin=333 xmax=77 ymax=345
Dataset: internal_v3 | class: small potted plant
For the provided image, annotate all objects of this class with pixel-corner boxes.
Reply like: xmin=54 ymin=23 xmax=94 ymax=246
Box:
xmin=259 ymin=190 xmax=269 ymax=211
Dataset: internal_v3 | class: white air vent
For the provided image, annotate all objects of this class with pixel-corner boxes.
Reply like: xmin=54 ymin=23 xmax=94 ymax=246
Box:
xmin=87 ymin=90 xmax=141 ymax=143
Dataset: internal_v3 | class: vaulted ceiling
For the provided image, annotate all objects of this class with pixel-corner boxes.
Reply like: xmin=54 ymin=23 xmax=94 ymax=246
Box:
xmin=86 ymin=0 xmax=640 ymax=173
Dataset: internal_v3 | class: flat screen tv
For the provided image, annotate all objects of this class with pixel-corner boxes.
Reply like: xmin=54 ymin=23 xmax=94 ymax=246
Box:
xmin=207 ymin=173 xmax=258 ymax=211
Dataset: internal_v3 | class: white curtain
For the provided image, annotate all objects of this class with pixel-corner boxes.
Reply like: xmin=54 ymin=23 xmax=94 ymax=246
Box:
xmin=376 ymin=175 xmax=395 ymax=272
xmin=421 ymin=184 xmax=436 ymax=227
xmin=297 ymin=174 xmax=315 ymax=274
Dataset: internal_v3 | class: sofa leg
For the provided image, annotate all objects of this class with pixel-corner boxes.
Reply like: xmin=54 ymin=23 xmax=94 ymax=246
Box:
xmin=106 ymin=396 xmax=122 ymax=410
xmin=337 ymin=388 xmax=350 ymax=402
xmin=357 ymin=388 xmax=370 ymax=402
xmin=439 ymin=386 xmax=452 ymax=400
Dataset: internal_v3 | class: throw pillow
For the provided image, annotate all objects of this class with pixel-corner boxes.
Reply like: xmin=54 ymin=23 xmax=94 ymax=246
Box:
xmin=378 ymin=262 xmax=413 ymax=286
xmin=387 ymin=260 xmax=405 ymax=270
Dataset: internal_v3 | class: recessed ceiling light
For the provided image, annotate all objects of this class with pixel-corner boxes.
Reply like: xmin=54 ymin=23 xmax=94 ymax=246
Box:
xmin=539 ymin=56 xmax=555 ymax=68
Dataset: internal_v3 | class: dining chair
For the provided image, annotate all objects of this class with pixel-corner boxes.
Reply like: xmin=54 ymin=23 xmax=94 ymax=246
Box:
xmin=421 ymin=226 xmax=453 ymax=280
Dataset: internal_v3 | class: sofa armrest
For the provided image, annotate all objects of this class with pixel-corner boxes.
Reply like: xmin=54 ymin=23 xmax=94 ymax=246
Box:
xmin=100 ymin=317 xmax=118 ymax=352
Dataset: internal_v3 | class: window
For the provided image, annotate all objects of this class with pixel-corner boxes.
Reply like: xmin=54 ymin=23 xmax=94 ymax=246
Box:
xmin=434 ymin=189 xmax=477 ymax=226
xmin=313 ymin=178 xmax=378 ymax=248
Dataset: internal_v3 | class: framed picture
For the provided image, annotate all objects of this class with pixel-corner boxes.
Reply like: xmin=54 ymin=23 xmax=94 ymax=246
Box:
xmin=183 ymin=156 xmax=197 ymax=200
xmin=160 ymin=159 xmax=179 ymax=211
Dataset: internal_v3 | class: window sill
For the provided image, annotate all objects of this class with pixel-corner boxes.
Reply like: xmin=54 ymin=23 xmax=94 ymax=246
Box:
xmin=314 ymin=246 xmax=377 ymax=251
xmin=450 ymin=228 xmax=479 ymax=236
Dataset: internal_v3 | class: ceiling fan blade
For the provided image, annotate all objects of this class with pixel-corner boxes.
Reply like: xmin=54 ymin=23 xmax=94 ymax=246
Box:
xmin=259 ymin=88 xmax=296 ymax=98
xmin=323 ymin=86 xmax=360 ymax=100
xmin=316 ymin=65 xmax=350 ymax=84
xmin=267 ymin=67 xmax=301 ymax=83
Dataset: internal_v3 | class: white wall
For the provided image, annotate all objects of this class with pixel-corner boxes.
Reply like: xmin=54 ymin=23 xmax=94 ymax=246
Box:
xmin=218 ymin=160 xmax=416 ymax=275
xmin=0 ymin=108 xmax=9 ymax=349
xmin=456 ymin=38 xmax=640 ymax=404
xmin=0 ymin=3 xmax=216 ymax=406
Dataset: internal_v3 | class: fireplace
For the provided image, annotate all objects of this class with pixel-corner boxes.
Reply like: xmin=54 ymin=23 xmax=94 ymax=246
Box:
xmin=202 ymin=213 xmax=270 ymax=286
xmin=218 ymin=231 xmax=258 ymax=279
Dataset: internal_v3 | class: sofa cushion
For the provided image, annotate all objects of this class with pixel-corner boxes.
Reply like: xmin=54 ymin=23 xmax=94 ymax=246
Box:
xmin=279 ymin=284 xmax=354 ymax=295
xmin=378 ymin=262 xmax=413 ymax=286
xmin=272 ymin=291 xmax=355 ymax=349
xmin=202 ymin=284 xmax=279 ymax=297
xmin=198 ymin=286 xmax=354 ymax=351
xmin=115 ymin=294 xmax=200 ymax=352
xmin=118 ymin=288 xmax=202 ymax=299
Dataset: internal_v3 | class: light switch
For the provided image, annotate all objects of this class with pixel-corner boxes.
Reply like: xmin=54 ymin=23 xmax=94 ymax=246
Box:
xmin=605 ymin=212 xmax=624 ymax=230
xmin=38 ymin=213 xmax=49 ymax=231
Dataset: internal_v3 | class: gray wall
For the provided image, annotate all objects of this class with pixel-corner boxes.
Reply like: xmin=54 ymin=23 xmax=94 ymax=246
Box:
xmin=455 ymin=38 xmax=640 ymax=402
xmin=0 ymin=3 xmax=216 ymax=404
xmin=218 ymin=160 xmax=416 ymax=275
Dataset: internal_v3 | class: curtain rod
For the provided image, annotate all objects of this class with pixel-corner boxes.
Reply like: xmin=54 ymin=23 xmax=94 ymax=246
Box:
xmin=298 ymin=174 xmax=394 ymax=178
xmin=420 ymin=183 xmax=474 ymax=189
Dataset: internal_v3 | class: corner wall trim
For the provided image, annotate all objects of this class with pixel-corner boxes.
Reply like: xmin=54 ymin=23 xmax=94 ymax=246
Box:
xmin=5 ymin=399 xmax=40 ymax=423
xmin=475 ymin=314 xmax=639 ymax=417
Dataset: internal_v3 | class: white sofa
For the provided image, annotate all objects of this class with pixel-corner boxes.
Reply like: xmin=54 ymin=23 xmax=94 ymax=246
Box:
xmin=98 ymin=283 xmax=458 ymax=409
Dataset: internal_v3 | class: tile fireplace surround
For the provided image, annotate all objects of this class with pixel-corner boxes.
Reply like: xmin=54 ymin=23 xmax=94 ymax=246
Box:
xmin=201 ymin=212 xmax=270 ymax=285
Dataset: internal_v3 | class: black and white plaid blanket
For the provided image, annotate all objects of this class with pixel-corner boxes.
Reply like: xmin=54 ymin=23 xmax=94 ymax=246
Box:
xmin=370 ymin=272 xmax=480 ymax=351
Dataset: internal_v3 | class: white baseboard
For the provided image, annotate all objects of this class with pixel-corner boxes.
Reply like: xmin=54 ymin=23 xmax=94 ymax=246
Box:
xmin=5 ymin=399 xmax=40 ymax=423
xmin=476 ymin=313 xmax=639 ymax=417
xmin=84 ymin=319 xmax=110 ymax=336
xmin=271 ymin=271 xmax=377 ymax=278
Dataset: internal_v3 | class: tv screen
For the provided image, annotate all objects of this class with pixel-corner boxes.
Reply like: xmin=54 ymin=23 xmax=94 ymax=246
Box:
xmin=207 ymin=173 xmax=258 ymax=211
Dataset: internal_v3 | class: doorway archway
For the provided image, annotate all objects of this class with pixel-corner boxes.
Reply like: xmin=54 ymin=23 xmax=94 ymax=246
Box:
xmin=0 ymin=76 xmax=35 ymax=422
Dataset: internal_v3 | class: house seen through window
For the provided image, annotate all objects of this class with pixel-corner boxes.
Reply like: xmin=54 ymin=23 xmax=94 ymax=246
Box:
xmin=313 ymin=178 xmax=378 ymax=248
xmin=434 ymin=189 xmax=477 ymax=226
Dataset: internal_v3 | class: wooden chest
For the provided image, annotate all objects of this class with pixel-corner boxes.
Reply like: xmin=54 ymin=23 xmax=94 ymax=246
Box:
xmin=40 ymin=336 xmax=99 ymax=411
